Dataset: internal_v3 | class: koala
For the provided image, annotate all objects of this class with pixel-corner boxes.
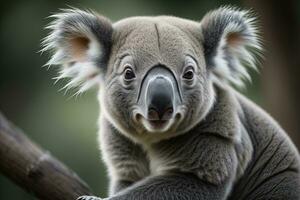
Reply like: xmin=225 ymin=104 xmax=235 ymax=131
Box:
xmin=42 ymin=6 xmax=300 ymax=200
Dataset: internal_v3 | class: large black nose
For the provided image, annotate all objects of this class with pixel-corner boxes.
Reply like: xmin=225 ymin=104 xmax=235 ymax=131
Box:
xmin=147 ymin=76 xmax=174 ymax=120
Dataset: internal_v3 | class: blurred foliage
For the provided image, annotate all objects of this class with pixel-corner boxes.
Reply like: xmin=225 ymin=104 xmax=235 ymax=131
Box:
xmin=0 ymin=0 xmax=264 ymax=199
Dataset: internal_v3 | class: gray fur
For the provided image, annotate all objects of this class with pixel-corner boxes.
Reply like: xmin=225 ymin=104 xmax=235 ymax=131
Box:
xmin=201 ymin=6 xmax=261 ymax=86
xmin=44 ymin=6 xmax=300 ymax=200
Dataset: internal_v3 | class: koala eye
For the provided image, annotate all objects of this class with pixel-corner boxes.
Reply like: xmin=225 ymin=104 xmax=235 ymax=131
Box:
xmin=123 ymin=65 xmax=136 ymax=81
xmin=182 ymin=56 xmax=197 ymax=81
xmin=182 ymin=67 xmax=195 ymax=80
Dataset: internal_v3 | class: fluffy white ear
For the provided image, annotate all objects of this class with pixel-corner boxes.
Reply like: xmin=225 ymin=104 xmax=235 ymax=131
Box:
xmin=201 ymin=7 xmax=262 ymax=87
xmin=42 ymin=8 xmax=113 ymax=93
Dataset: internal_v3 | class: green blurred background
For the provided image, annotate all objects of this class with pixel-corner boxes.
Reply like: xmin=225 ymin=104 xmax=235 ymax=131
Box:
xmin=0 ymin=0 xmax=299 ymax=199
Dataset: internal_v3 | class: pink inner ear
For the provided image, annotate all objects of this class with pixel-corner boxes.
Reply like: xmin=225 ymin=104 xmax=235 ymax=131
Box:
xmin=69 ymin=36 xmax=90 ymax=62
xmin=226 ymin=32 xmax=244 ymax=47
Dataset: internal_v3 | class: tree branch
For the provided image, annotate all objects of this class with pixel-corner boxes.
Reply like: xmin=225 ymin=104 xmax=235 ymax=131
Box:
xmin=0 ymin=111 xmax=94 ymax=200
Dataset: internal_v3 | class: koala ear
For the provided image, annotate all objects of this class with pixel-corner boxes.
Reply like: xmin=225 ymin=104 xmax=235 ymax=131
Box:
xmin=200 ymin=7 xmax=262 ymax=87
xmin=42 ymin=8 xmax=113 ymax=93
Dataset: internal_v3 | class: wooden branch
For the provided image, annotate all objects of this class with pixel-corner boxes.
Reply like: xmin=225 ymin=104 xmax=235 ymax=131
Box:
xmin=0 ymin=112 xmax=94 ymax=200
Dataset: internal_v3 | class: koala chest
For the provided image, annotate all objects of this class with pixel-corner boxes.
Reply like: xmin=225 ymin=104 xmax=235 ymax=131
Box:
xmin=149 ymin=156 xmax=161 ymax=176
xmin=143 ymin=134 xmax=239 ymax=185
xmin=145 ymin=146 xmax=185 ymax=177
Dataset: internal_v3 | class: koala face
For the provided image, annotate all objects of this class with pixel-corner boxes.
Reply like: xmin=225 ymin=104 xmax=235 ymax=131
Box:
xmin=43 ymin=7 xmax=261 ymax=143
xmin=100 ymin=17 xmax=215 ymax=142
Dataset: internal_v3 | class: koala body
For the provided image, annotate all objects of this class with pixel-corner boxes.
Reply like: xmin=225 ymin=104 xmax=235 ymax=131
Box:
xmin=43 ymin=7 xmax=300 ymax=200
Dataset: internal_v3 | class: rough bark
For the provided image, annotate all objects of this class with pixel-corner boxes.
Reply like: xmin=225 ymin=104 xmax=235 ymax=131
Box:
xmin=0 ymin=112 xmax=94 ymax=200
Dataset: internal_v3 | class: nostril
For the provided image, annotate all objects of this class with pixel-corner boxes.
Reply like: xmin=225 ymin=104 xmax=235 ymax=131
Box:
xmin=161 ymin=107 xmax=173 ymax=120
xmin=148 ymin=107 xmax=160 ymax=120
xmin=147 ymin=106 xmax=174 ymax=121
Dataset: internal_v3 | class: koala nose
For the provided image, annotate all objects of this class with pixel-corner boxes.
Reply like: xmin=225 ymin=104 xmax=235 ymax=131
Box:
xmin=147 ymin=76 xmax=174 ymax=120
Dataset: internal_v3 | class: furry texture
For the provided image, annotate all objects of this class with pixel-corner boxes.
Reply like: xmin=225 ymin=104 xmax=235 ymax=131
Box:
xmin=201 ymin=7 xmax=262 ymax=87
xmin=95 ymin=85 xmax=300 ymax=200
xmin=42 ymin=8 xmax=113 ymax=94
xmin=43 ymin=7 xmax=300 ymax=200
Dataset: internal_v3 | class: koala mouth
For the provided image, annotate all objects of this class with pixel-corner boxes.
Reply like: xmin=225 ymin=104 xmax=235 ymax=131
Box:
xmin=149 ymin=118 xmax=168 ymax=124
xmin=134 ymin=110 xmax=183 ymax=133
xmin=148 ymin=119 xmax=168 ymax=129
xmin=149 ymin=112 xmax=182 ymax=130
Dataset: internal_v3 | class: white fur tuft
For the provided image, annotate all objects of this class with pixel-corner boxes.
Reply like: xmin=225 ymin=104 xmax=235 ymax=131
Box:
xmin=41 ymin=8 xmax=104 ymax=94
xmin=201 ymin=6 xmax=263 ymax=88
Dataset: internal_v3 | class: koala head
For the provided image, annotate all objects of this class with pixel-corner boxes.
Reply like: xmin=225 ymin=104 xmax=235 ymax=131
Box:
xmin=43 ymin=7 xmax=261 ymax=143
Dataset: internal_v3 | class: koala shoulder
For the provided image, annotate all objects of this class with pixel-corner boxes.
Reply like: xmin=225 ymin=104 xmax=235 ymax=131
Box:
xmin=148 ymin=85 xmax=254 ymax=185
xmin=228 ymin=91 xmax=300 ymax=198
